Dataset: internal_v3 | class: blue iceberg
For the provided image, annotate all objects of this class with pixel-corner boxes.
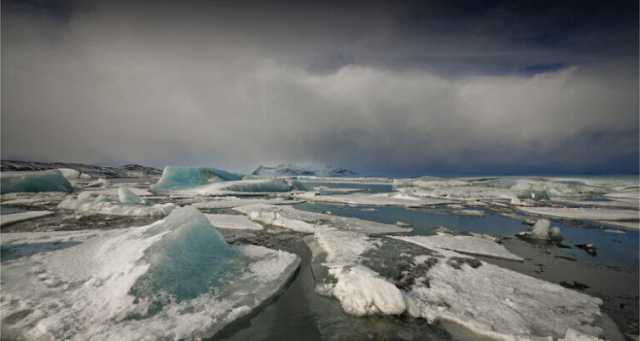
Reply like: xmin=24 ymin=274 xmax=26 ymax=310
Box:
xmin=150 ymin=166 xmax=242 ymax=192
xmin=131 ymin=206 xmax=246 ymax=305
xmin=0 ymin=170 xmax=73 ymax=194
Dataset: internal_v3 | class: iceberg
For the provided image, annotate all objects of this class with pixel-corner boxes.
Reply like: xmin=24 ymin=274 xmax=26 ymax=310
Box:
xmin=57 ymin=168 xmax=81 ymax=180
xmin=150 ymin=166 xmax=242 ymax=192
xmin=295 ymin=191 xmax=453 ymax=207
xmin=185 ymin=178 xmax=298 ymax=196
xmin=1 ymin=170 xmax=73 ymax=194
xmin=118 ymin=187 xmax=146 ymax=205
xmin=0 ymin=206 xmax=300 ymax=340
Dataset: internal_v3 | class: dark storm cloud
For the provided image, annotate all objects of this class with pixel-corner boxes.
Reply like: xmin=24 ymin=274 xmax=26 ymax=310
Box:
xmin=2 ymin=0 xmax=638 ymax=175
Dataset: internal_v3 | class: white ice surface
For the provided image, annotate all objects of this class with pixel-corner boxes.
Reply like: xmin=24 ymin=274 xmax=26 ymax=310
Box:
xmin=58 ymin=193 xmax=174 ymax=217
xmin=234 ymin=204 xmax=410 ymax=234
xmin=392 ymin=234 xmax=523 ymax=261
xmin=519 ymin=206 xmax=638 ymax=221
xmin=0 ymin=207 xmax=300 ymax=340
xmin=192 ymin=197 xmax=303 ymax=209
xmin=295 ymin=191 xmax=452 ymax=207
xmin=0 ymin=210 xmax=54 ymax=226
xmin=57 ymin=168 xmax=80 ymax=180
xmin=205 ymin=214 xmax=263 ymax=230
xmin=309 ymin=230 xmax=607 ymax=340
xmin=118 ymin=187 xmax=146 ymax=205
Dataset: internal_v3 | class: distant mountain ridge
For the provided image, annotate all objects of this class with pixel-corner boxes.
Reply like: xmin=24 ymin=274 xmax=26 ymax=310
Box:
xmin=0 ymin=160 xmax=162 ymax=178
xmin=251 ymin=163 xmax=357 ymax=177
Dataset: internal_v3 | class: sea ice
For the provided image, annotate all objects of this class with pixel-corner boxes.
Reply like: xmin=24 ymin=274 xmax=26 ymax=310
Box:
xmin=295 ymin=191 xmax=452 ymax=207
xmin=0 ymin=206 xmax=300 ymax=340
xmin=192 ymin=197 xmax=304 ymax=209
xmin=0 ymin=210 xmax=54 ymax=226
xmin=205 ymin=213 xmax=263 ymax=230
xmin=234 ymin=204 xmax=411 ymax=234
xmin=58 ymin=192 xmax=174 ymax=217
xmin=150 ymin=166 xmax=242 ymax=192
xmin=519 ymin=206 xmax=639 ymax=222
xmin=118 ymin=187 xmax=146 ymax=205
xmin=391 ymin=234 xmax=523 ymax=261
xmin=1 ymin=170 xmax=73 ymax=194
xmin=307 ymin=231 xmax=610 ymax=340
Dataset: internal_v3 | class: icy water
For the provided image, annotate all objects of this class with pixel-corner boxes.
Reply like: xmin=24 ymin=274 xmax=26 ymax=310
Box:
xmin=295 ymin=203 xmax=640 ymax=271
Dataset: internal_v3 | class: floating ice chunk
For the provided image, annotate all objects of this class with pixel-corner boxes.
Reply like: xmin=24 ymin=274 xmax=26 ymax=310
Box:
xmin=392 ymin=234 xmax=523 ymax=261
xmin=87 ymin=178 xmax=110 ymax=188
xmin=1 ymin=170 xmax=73 ymax=194
xmin=519 ymin=206 xmax=639 ymax=221
xmin=0 ymin=210 xmax=54 ymax=226
xmin=531 ymin=219 xmax=551 ymax=239
xmin=0 ymin=206 xmax=300 ymax=340
xmin=452 ymin=209 xmax=485 ymax=216
xmin=150 ymin=166 xmax=242 ymax=192
xmin=234 ymin=204 xmax=410 ymax=234
xmin=331 ymin=265 xmax=405 ymax=316
xmin=183 ymin=179 xmax=296 ymax=196
xmin=58 ymin=192 xmax=174 ymax=217
xmin=118 ymin=187 xmax=145 ymax=205
xmin=205 ymin=214 xmax=263 ymax=230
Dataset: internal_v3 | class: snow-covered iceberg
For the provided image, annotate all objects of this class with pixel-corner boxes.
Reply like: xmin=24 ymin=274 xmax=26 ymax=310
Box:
xmin=150 ymin=166 xmax=242 ymax=192
xmin=0 ymin=206 xmax=300 ymax=340
xmin=183 ymin=178 xmax=301 ymax=196
xmin=307 ymin=230 xmax=612 ymax=341
xmin=1 ymin=170 xmax=73 ymax=194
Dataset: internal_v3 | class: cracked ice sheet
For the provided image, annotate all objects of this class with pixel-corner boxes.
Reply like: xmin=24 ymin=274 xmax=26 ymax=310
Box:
xmin=294 ymin=191 xmax=453 ymax=207
xmin=205 ymin=214 xmax=263 ymax=230
xmin=308 ymin=230 xmax=610 ymax=341
xmin=0 ymin=211 xmax=54 ymax=226
xmin=233 ymin=203 xmax=411 ymax=234
xmin=0 ymin=210 xmax=299 ymax=340
xmin=518 ymin=206 xmax=639 ymax=222
xmin=391 ymin=234 xmax=523 ymax=261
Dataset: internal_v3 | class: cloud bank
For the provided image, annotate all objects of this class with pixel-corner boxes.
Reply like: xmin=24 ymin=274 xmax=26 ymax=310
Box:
xmin=2 ymin=1 xmax=638 ymax=176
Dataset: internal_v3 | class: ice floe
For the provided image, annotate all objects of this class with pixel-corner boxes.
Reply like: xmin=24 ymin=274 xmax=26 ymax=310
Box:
xmin=205 ymin=213 xmax=263 ymax=230
xmin=58 ymin=192 xmax=174 ymax=217
xmin=192 ymin=197 xmax=304 ymax=209
xmin=391 ymin=234 xmax=523 ymax=261
xmin=0 ymin=210 xmax=54 ymax=226
xmin=1 ymin=170 xmax=73 ymax=194
xmin=519 ymin=206 xmax=639 ymax=222
xmin=295 ymin=191 xmax=452 ymax=207
xmin=0 ymin=206 xmax=300 ymax=340
xmin=307 ymin=230 xmax=611 ymax=341
xmin=234 ymin=204 xmax=410 ymax=234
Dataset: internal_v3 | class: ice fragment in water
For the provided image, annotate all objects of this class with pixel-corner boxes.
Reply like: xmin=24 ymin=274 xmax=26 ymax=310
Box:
xmin=118 ymin=187 xmax=145 ymax=205
xmin=150 ymin=166 xmax=242 ymax=192
xmin=0 ymin=170 xmax=73 ymax=194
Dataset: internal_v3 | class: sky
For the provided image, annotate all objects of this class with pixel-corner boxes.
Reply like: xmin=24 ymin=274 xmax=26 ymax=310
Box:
xmin=2 ymin=0 xmax=638 ymax=176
